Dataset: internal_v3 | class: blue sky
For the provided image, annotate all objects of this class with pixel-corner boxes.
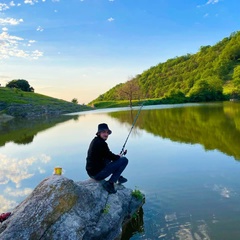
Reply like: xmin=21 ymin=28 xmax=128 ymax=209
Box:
xmin=0 ymin=0 xmax=240 ymax=104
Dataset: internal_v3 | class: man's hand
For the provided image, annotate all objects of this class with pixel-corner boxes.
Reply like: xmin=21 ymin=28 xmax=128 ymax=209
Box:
xmin=119 ymin=149 xmax=127 ymax=157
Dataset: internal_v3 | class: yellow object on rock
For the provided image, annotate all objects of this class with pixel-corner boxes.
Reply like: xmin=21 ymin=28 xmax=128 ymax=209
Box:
xmin=54 ymin=167 xmax=62 ymax=175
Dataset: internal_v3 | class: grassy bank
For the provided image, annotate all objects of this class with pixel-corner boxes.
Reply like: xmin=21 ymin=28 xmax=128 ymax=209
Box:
xmin=91 ymin=97 xmax=189 ymax=109
xmin=0 ymin=87 xmax=92 ymax=118
xmin=91 ymin=93 xmax=231 ymax=109
xmin=0 ymin=87 xmax=73 ymax=105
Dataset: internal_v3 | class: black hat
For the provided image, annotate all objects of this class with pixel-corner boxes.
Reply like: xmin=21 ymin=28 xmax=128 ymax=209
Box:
xmin=96 ymin=123 xmax=112 ymax=135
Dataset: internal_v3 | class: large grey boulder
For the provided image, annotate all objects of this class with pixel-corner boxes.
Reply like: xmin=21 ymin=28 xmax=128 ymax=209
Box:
xmin=0 ymin=175 xmax=144 ymax=240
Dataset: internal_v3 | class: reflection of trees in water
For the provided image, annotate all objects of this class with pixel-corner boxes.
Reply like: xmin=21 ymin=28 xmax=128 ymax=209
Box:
xmin=73 ymin=115 xmax=80 ymax=121
xmin=121 ymin=207 xmax=144 ymax=240
xmin=14 ymin=135 xmax=34 ymax=145
xmin=0 ymin=115 xmax=76 ymax=146
xmin=129 ymin=108 xmax=143 ymax=139
xmin=130 ymin=126 xmax=143 ymax=139
xmin=109 ymin=102 xmax=240 ymax=160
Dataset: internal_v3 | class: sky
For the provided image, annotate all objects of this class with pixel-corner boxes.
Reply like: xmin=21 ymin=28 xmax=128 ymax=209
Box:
xmin=0 ymin=0 xmax=240 ymax=104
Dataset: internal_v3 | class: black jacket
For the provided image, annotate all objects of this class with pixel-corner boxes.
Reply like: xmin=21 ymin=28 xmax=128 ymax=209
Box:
xmin=86 ymin=136 xmax=120 ymax=176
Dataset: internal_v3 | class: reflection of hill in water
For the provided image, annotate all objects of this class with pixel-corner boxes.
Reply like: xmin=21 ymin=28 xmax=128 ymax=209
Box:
xmin=109 ymin=102 xmax=240 ymax=160
xmin=0 ymin=115 xmax=78 ymax=147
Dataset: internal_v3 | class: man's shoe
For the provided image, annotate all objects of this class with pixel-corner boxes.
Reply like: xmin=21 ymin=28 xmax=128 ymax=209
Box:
xmin=118 ymin=176 xmax=128 ymax=184
xmin=102 ymin=181 xmax=117 ymax=194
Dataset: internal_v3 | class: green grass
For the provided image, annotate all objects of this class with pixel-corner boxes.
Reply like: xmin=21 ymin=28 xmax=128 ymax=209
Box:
xmin=91 ymin=97 xmax=179 ymax=109
xmin=0 ymin=87 xmax=71 ymax=105
xmin=132 ymin=188 xmax=144 ymax=201
xmin=0 ymin=87 xmax=92 ymax=117
xmin=91 ymin=99 xmax=157 ymax=108
xmin=102 ymin=204 xmax=110 ymax=214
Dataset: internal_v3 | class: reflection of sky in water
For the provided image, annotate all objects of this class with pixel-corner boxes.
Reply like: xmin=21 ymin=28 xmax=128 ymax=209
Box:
xmin=0 ymin=153 xmax=51 ymax=212
xmin=1 ymin=107 xmax=240 ymax=239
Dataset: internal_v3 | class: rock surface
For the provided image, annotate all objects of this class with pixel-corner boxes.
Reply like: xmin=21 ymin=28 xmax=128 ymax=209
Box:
xmin=0 ymin=103 xmax=91 ymax=119
xmin=0 ymin=114 xmax=14 ymax=123
xmin=0 ymin=175 xmax=144 ymax=240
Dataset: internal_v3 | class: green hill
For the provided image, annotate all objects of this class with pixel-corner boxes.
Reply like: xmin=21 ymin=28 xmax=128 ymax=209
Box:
xmin=0 ymin=87 xmax=92 ymax=118
xmin=91 ymin=31 xmax=240 ymax=107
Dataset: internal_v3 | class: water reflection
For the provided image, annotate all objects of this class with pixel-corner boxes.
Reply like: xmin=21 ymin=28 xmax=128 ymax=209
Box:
xmin=0 ymin=115 xmax=78 ymax=147
xmin=109 ymin=102 xmax=240 ymax=160
xmin=0 ymin=153 xmax=51 ymax=212
xmin=121 ymin=207 xmax=144 ymax=240
xmin=1 ymin=102 xmax=240 ymax=239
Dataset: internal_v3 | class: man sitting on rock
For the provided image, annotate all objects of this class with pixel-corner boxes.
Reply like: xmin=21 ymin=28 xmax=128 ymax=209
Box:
xmin=86 ymin=123 xmax=128 ymax=194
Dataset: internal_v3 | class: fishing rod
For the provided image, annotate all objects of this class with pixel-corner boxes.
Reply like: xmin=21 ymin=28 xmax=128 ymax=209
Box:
xmin=120 ymin=102 xmax=144 ymax=155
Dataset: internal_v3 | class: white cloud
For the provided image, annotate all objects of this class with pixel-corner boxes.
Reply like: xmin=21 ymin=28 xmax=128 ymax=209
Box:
xmin=36 ymin=26 xmax=44 ymax=31
xmin=24 ymin=0 xmax=39 ymax=5
xmin=32 ymin=50 xmax=44 ymax=59
xmin=213 ymin=184 xmax=232 ymax=198
xmin=2 ymin=27 xmax=8 ymax=31
xmin=204 ymin=13 xmax=209 ymax=18
xmin=107 ymin=17 xmax=114 ymax=22
xmin=197 ymin=0 xmax=220 ymax=8
xmin=38 ymin=167 xmax=46 ymax=174
xmin=29 ymin=40 xmax=36 ymax=44
xmin=0 ymin=3 xmax=9 ymax=11
xmin=0 ymin=31 xmax=44 ymax=59
xmin=0 ymin=154 xmax=35 ymax=187
xmin=0 ymin=195 xmax=16 ymax=212
xmin=9 ymin=1 xmax=15 ymax=7
xmin=206 ymin=0 xmax=219 ymax=4
xmin=4 ymin=187 xmax=33 ymax=197
xmin=0 ymin=17 xmax=24 ymax=26
xmin=0 ymin=31 xmax=24 ymax=42
xmin=0 ymin=153 xmax=50 ymax=212
xmin=27 ymin=39 xmax=36 ymax=46
xmin=40 ymin=154 xmax=51 ymax=163
xmin=0 ymin=154 xmax=50 ymax=188
xmin=0 ymin=31 xmax=25 ymax=59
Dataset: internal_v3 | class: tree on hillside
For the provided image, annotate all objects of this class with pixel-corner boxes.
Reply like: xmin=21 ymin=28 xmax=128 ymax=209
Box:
xmin=188 ymin=78 xmax=223 ymax=102
xmin=117 ymin=78 xmax=141 ymax=107
xmin=164 ymin=89 xmax=186 ymax=103
xmin=6 ymin=79 xmax=34 ymax=92
xmin=71 ymin=98 xmax=78 ymax=104
xmin=233 ymin=65 xmax=240 ymax=83
xmin=232 ymin=65 xmax=240 ymax=98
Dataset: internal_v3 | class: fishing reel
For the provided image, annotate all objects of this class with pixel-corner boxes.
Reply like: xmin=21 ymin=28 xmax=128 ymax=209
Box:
xmin=120 ymin=149 xmax=127 ymax=156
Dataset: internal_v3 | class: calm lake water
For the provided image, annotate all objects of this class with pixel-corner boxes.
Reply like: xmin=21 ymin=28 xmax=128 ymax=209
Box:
xmin=1 ymin=102 xmax=240 ymax=240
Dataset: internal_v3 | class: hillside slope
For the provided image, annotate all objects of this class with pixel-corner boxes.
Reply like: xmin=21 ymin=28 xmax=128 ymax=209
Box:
xmin=0 ymin=87 xmax=92 ymax=118
xmin=92 ymin=31 xmax=240 ymax=104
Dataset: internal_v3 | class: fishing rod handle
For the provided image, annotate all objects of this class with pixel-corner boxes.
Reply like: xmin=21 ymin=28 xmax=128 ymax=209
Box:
xmin=120 ymin=149 xmax=127 ymax=156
